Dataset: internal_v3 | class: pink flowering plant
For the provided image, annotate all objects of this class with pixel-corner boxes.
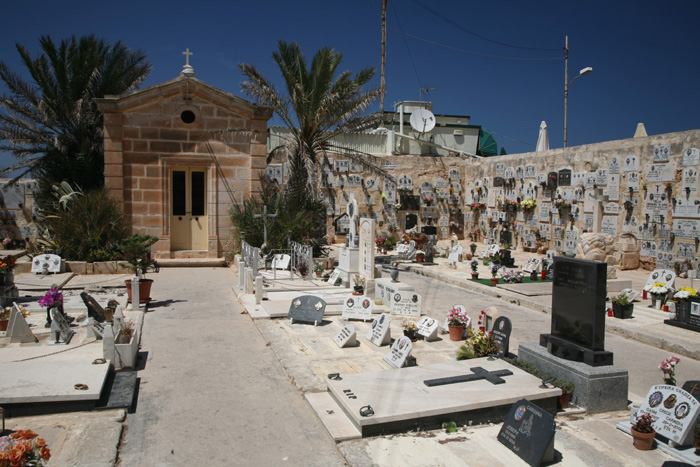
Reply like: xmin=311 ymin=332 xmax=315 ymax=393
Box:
xmin=38 ymin=288 xmax=63 ymax=308
xmin=659 ymin=356 xmax=680 ymax=386
xmin=446 ymin=307 xmax=469 ymax=327
xmin=503 ymin=270 xmax=524 ymax=284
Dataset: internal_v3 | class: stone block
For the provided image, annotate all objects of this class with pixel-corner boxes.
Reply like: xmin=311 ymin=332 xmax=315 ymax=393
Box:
xmin=518 ymin=342 xmax=629 ymax=414
xmin=66 ymin=261 xmax=87 ymax=274
xmin=619 ymin=252 xmax=640 ymax=270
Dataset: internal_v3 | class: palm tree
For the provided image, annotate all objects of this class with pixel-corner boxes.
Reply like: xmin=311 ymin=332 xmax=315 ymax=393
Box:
xmin=0 ymin=34 xmax=151 ymax=200
xmin=239 ymin=40 xmax=391 ymax=208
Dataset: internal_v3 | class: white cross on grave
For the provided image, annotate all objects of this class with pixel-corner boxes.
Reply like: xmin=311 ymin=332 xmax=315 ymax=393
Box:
xmin=182 ymin=48 xmax=193 ymax=66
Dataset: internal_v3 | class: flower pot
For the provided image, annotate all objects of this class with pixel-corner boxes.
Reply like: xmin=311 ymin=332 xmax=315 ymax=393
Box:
xmin=0 ymin=318 xmax=8 ymax=331
xmin=558 ymin=393 xmax=571 ymax=410
xmin=466 ymin=254 xmax=472 ymax=260
xmin=530 ymin=272 xmax=538 ymax=281
xmin=448 ymin=325 xmax=464 ymax=341
xmin=471 ymin=273 xmax=479 ymax=280
xmin=541 ymin=270 xmax=547 ymax=280
xmin=125 ymin=278 xmax=154 ymax=304
xmin=612 ymin=303 xmax=634 ymax=319
xmin=403 ymin=330 xmax=417 ymax=342
xmin=416 ymin=256 xmax=424 ymax=263
xmin=631 ymin=426 xmax=656 ymax=450
xmin=491 ymin=277 xmax=499 ymax=286
xmin=642 ymin=290 xmax=648 ymax=300
xmin=352 ymin=286 xmax=364 ymax=296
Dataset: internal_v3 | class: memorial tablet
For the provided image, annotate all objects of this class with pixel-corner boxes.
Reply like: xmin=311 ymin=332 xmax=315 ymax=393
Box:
xmin=271 ymin=254 xmax=291 ymax=270
xmin=491 ymin=316 xmax=512 ymax=357
xmin=383 ymin=336 xmax=413 ymax=369
xmin=497 ymin=399 xmax=555 ymax=467
xmin=391 ymin=292 xmax=421 ymax=317
xmin=366 ymin=313 xmax=391 ymax=346
xmin=416 ymin=317 xmax=439 ymax=342
xmin=287 ymin=295 xmax=326 ymax=326
xmin=342 ymin=295 xmax=373 ymax=322
xmin=327 ymin=269 xmax=341 ymax=285
xmin=334 ymin=324 xmax=357 ymax=348
xmin=522 ymin=258 xmax=541 ymax=274
xmin=636 ymin=384 xmax=700 ymax=445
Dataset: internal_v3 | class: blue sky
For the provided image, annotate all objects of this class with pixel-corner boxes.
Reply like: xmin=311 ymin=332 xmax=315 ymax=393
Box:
xmin=2 ymin=0 xmax=699 ymax=170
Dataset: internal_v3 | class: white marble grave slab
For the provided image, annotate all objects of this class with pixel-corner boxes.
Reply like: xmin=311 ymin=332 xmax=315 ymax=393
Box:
xmin=416 ymin=316 xmax=439 ymax=341
xmin=342 ymin=295 xmax=373 ymax=321
xmin=636 ymin=384 xmax=700 ymax=445
xmin=366 ymin=313 xmax=391 ymax=346
xmin=383 ymin=336 xmax=413 ymax=368
xmin=334 ymin=324 xmax=357 ymax=348
xmin=326 ymin=358 xmax=560 ymax=434
xmin=390 ymin=291 xmax=421 ymax=317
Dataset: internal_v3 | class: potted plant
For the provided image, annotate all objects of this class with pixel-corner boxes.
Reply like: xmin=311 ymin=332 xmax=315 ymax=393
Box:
xmin=313 ymin=263 xmax=325 ymax=278
xmin=456 ymin=328 xmax=499 ymax=359
xmin=470 ymin=260 xmax=479 ymax=280
xmin=119 ymin=234 xmax=159 ymax=304
xmin=631 ymin=413 xmax=656 ymax=450
xmin=552 ymin=378 xmax=575 ymax=410
xmin=644 ymin=282 xmax=669 ymax=309
xmin=446 ymin=306 xmax=469 ymax=341
xmin=402 ymin=319 xmax=418 ymax=342
xmin=39 ymin=287 xmax=72 ymax=328
xmin=0 ymin=306 xmax=10 ymax=331
xmin=490 ymin=263 xmax=500 ymax=286
xmin=352 ymin=274 xmax=365 ymax=295
xmin=611 ymin=293 xmax=634 ymax=319
xmin=416 ymin=252 xmax=425 ymax=263
xmin=114 ymin=320 xmax=139 ymax=369
xmin=0 ymin=255 xmax=17 ymax=286
xmin=541 ymin=258 xmax=550 ymax=280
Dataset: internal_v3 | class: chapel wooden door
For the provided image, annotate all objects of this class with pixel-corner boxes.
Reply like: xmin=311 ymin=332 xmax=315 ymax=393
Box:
xmin=171 ymin=167 xmax=207 ymax=251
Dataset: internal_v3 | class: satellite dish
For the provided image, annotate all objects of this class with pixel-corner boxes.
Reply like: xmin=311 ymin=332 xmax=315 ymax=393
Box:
xmin=409 ymin=109 xmax=436 ymax=133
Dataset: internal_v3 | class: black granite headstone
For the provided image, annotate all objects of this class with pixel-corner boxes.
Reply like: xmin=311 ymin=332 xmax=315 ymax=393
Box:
xmin=493 ymin=176 xmax=504 ymax=187
xmin=547 ymin=172 xmax=558 ymax=189
xmin=405 ymin=213 xmax=418 ymax=230
xmin=499 ymin=249 xmax=515 ymax=267
xmin=287 ymin=295 xmax=326 ymax=325
xmin=492 ymin=316 xmax=512 ymax=357
xmin=497 ymin=399 xmax=555 ymax=467
xmin=421 ymin=225 xmax=437 ymax=236
xmin=400 ymin=194 xmax=420 ymax=211
xmin=540 ymin=257 xmax=613 ymax=366
xmin=681 ymin=380 xmax=700 ymax=402
xmin=500 ymin=230 xmax=513 ymax=246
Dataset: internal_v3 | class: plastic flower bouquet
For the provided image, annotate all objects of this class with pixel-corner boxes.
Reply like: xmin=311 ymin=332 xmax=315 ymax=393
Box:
xmin=503 ymin=270 xmax=524 ymax=283
xmin=491 ymin=263 xmax=500 ymax=278
xmin=38 ymin=288 xmax=63 ymax=308
xmin=520 ymin=198 xmax=537 ymax=210
xmin=659 ymin=356 xmax=680 ymax=385
xmin=673 ymin=287 xmax=697 ymax=302
xmin=446 ymin=307 xmax=469 ymax=327
xmin=0 ymin=429 xmax=51 ymax=466
xmin=0 ymin=257 xmax=17 ymax=274
xmin=645 ymin=282 xmax=669 ymax=297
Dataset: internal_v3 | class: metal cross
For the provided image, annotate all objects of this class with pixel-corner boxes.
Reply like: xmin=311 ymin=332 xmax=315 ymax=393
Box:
xmin=254 ymin=205 xmax=278 ymax=245
xmin=424 ymin=367 xmax=513 ymax=387
xmin=182 ymin=48 xmax=193 ymax=66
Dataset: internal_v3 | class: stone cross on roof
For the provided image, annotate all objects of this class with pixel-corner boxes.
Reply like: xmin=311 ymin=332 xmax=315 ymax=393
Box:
xmin=183 ymin=48 xmax=193 ymax=66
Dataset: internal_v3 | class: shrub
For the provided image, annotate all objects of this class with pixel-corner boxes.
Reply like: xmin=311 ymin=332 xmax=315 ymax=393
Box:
xmin=38 ymin=186 xmax=129 ymax=261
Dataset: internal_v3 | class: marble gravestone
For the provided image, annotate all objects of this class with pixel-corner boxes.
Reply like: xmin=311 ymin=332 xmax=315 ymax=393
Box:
xmin=358 ymin=218 xmax=376 ymax=280
xmin=540 ymin=257 xmax=613 ymax=366
xmin=498 ymin=399 xmax=556 ymax=467
xmin=522 ymin=258 xmax=541 ymax=274
xmin=271 ymin=254 xmax=291 ymax=270
xmin=366 ymin=313 xmax=391 ymax=346
xmin=49 ymin=307 xmax=74 ymax=345
xmin=626 ymin=385 xmax=700 ymax=447
xmin=342 ymin=295 xmax=373 ymax=322
xmin=644 ymin=268 xmax=676 ymax=290
xmin=287 ymin=296 xmax=327 ymax=326
xmin=390 ymin=292 xmax=421 ymax=317
xmin=327 ymin=269 xmax=341 ymax=285
xmin=6 ymin=304 xmax=37 ymax=343
xmin=491 ymin=316 xmax=512 ymax=358
xmin=416 ymin=316 xmax=439 ymax=341
xmin=383 ymin=336 xmax=413 ymax=369
xmin=333 ymin=324 xmax=357 ymax=348
xmin=31 ymin=254 xmax=62 ymax=274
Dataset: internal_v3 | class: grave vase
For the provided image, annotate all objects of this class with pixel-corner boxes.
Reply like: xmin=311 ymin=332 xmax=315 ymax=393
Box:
xmin=471 ymin=273 xmax=479 ymax=280
xmin=491 ymin=277 xmax=499 ymax=286
xmin=389 ymin=267 xmax=400 ymax=282
xmin=541 ymin=270 xmax=547 ymax=280
xmin=403 ymin=329 xmax=417 ymax=342
xmin=530 ymin=272 xmax=538 ymax=281
xmin=448 ymin=325 xmax=464 ymax=341
xmin=0 ymin=318 xmax=8 ymax=331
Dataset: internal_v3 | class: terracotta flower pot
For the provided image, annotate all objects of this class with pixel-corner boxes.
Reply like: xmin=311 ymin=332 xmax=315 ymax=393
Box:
xmin=471 ymin=273 xmax=479 ymax=280
xmin=448 ymin=325 xmax=464 ymax=341
xmin=491 ymin=277 xmax=499 ymax=286
xmin=558 ymin=393 xmax=571 ymax=410
xmin=0 ymin=318 xmax=8 ymax=331
xmin=125 ymin=278 xmax=154 ymax=304
xmin=631 ymin=426 xmax=656 ymax=450
xmin=416 ymin=256 xmax=424 ymax=263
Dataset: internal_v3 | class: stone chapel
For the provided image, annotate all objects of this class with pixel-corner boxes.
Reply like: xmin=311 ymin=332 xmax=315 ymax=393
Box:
xmin=95 ymin=59 xmax=272 ymax=259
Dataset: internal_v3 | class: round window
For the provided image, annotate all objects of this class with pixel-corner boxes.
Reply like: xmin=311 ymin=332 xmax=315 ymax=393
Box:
xmin=180 ymin=110 xmax=196 ymax=124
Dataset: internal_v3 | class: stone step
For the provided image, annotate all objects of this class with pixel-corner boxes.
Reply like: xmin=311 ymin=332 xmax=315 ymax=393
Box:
xmin=156 ymin=258 xmax=226 ymax=268
xmin=305 ymin=391 xmax=362 ymax=442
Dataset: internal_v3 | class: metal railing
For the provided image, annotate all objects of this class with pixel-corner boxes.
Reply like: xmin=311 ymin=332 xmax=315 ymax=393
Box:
xmin=241 ymin=239 xmax=259 ymax=277
xmin=288 ymin=239 xmax=313 ymax=280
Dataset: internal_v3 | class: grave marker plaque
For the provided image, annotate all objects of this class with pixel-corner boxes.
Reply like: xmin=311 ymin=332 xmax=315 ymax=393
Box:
xmin=342 ymin=295 xmax=373 ymax=321
xmin=497 ymin=399 xmax=556 ymax=467
xmin=541 ymin=257 xmax=613 ymax=366
xmin=287 ymin=295 xmax=326 ymax=325
xmin=334 ymin=324 xmax=357 ymax=348
xmin=391 ymin=292 xmax=422 ymax=317
xmin=636 ymin=384 xmax=700 ymax=445
xmin=327 ymin=269 xmax=341 ymax=285
xmin=491 ymin=316 xmax=512 ymax=357
xmin=416 ymin=317 xmax=439 ymax=341
xmin=31 ymin=254 xmax=62 ymax=274
xmin=557 ymin=169 xmax=572 ymax=187
xmin=383 ymin=336 xmax=413 ymax=369
xmin=367 ymin=313 xmax=391 ymax=346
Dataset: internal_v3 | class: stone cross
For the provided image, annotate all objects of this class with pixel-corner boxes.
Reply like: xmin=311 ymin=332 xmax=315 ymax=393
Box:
xmin=254 ymin=205 xmax=277 ymax=245
xmin=424 ymin=367 xmax=513 ymax=387
xmin=182 ymin=48 xmax=193 ymax=66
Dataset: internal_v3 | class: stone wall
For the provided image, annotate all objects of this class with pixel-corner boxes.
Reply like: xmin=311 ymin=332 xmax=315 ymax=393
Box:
xmin=306 ymin=129 xmax=700 ymax=272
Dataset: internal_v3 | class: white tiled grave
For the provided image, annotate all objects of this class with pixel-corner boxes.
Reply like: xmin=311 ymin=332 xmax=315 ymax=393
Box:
xmin=321 ymin=357 xmax=561 ymax=438
xmin=247 ymin=289 xmax=389 ymax=319
xmin=14 ymin=272 xmax=74 ymax=291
